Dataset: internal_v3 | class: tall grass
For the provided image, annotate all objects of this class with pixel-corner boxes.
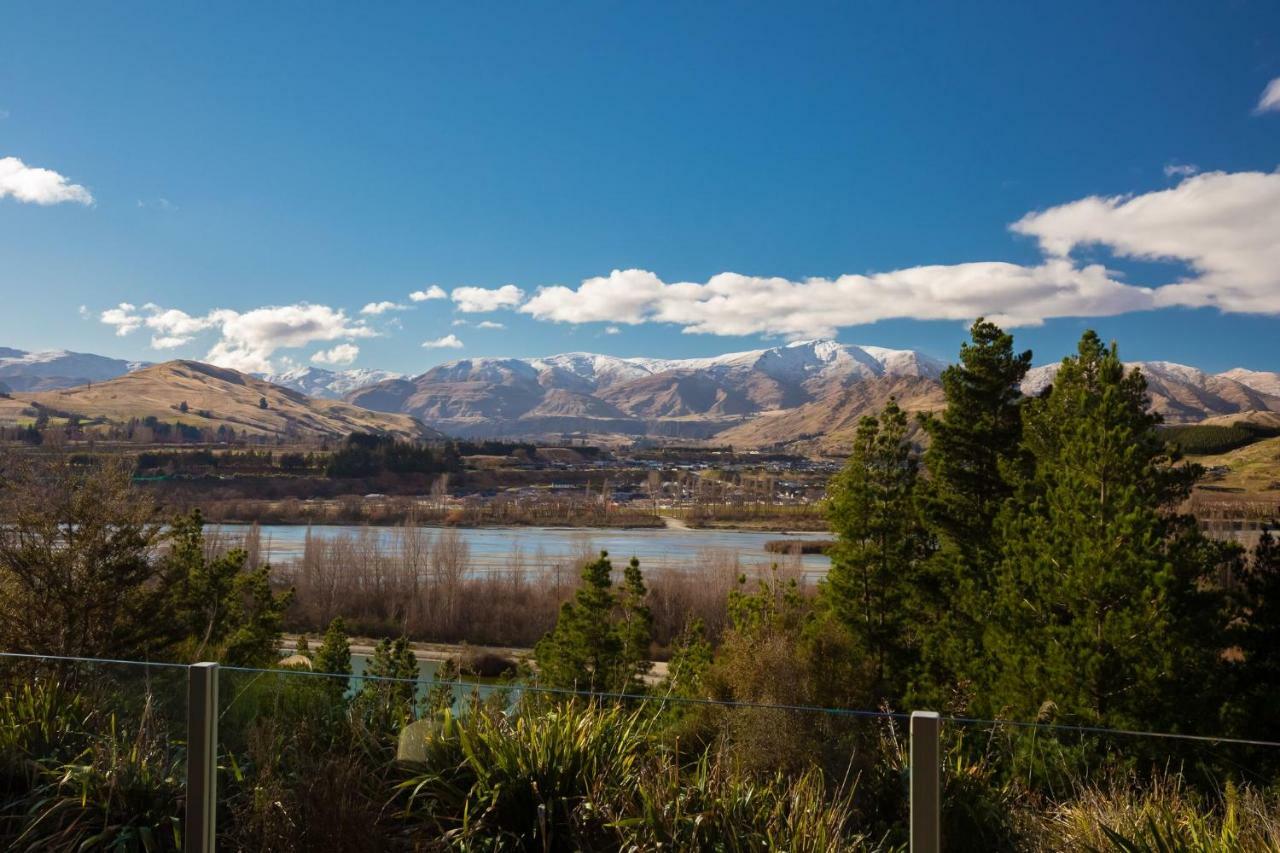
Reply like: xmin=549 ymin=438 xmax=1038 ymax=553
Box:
xmin=6 ymin=665 xmax=1280 ymax=851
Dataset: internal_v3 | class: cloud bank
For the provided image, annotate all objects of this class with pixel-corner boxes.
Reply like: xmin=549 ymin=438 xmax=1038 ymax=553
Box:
xmin=521 ymin=168 xmax=1280 ymax=338
xmin=0 ymin=156 xmax=93 ymax=205
xmin=100 ymin=302 xmax=376 ymax=373
xmin=94 ymin=166 xmax=1280 ymax=357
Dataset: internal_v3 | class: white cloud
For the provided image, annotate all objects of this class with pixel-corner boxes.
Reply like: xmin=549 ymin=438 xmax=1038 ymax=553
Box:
xmin=1255 ymin=77 xmax=1280 ymax=114
xmin=143 ymin=307 xmax=222 ymax=349
xmin=78 ymin=305 xmax=90 ymax=319
xmin=312 ymin=343 xmax=360 ymax=366
xmin=519 ymin=167 xmax=1280 ymax=337
xmin=100 ymin=303 xmax=142 ymax=336
xmin=97 ymin=301 xmax=375 ymax=373
xmin=604 ymin=325 xmax=621 ymax=335
xmin=0 ymin=156 xmax=93 ymax=205
xmin=522 ymin=270 xmax=666 ymax=325
xmin=521 ymin=264 xmax=1151 ymax=336
xmin=451 ymin=284 xmax=524 ymax=313
xmin=422 ymin=334 xmax=464 ymax=349
xmin=476 ymin=320 xmax=505 ymax=329
xmin=360 ymin=300 xmax=408 ymax=315
xmin=409 ymin=286 xmax=447 ymax=302
xmin=1163 ymin=163 xmax=1198 ymax=178
xmin=451 ymin=319 xmax=468 ymax=327
xmin=1012 ymin=168 xmax=1280 ymax=315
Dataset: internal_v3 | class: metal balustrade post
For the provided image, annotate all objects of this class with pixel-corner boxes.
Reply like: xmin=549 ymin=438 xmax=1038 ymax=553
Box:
xmin=187 ymin=662 xmax=219 ymax=853
xmin=910 ymin=710 xmax=941 ymax=853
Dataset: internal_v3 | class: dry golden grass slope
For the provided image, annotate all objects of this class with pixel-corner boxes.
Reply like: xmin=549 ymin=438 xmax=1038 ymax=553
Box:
xmin=1193 ymin=438 xmax=1280 ymax=499
xmin=714 ymin=375 xmax=946 ymax=454
xmin=1 ymin=360 xmax=436 ymax=441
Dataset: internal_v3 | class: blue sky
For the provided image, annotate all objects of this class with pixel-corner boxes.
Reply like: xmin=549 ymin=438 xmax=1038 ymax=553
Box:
xmin=2 ymin=1 xmax=1279 ymax=374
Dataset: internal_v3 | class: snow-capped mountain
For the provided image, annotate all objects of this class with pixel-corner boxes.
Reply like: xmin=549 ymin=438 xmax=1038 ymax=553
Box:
xmin=1220 ymin=368 xmax=1280 ymax=399
xmin=5 ymin=339 xmax=1279 ymax=445
xmin=261 ymin=366 xmax=407 ymax=399
xmin=0 ymin=348 xmax=148 ymax=392
xmin=1021 ymin=360 xmax=1280 ymax=423
xmin=409 ymin=341 xmax=945 ymax=392
xmin=345 ymin=340 xmax=950 ymax=438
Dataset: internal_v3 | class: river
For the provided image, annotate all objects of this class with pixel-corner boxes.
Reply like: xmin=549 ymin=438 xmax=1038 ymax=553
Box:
xmin=217 ymin=523 xmax=833 ymax=578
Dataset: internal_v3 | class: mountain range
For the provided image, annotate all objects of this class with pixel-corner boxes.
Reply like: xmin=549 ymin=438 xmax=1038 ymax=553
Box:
xmin=342 ymin=340 xmax=1280 ymax=449
xmin=3 ymin=343 xmax=1279 ymax=451
xmin=344 ymin=341 xmax=950 ymax=442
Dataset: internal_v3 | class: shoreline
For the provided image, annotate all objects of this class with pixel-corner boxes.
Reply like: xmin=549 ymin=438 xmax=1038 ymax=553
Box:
xmin=208 ymin=516 xmax=832 ymax=535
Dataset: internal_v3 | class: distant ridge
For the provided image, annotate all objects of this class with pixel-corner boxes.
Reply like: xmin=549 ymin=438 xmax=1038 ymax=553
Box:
xmin=0 ymin=360 xmax=436 ymax=441
xmin=0 ymin=347 xmax=149 ymax=392
xmin=345 ymin=340 xmax=951 ymax=442
xmin=5 ymin=342 xmax=1280 ymax=450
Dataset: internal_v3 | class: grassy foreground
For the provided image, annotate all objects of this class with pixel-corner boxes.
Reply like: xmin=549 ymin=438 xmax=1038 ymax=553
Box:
xmin=3 ymin=663 xmax=1278 ymax=852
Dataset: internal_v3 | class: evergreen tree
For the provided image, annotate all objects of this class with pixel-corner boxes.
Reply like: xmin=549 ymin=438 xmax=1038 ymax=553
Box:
xmin=314 ymin=617 xmax=353 ymax=701
xmin=426 ymin=657 xmax=460 ymax=714
xmin=1224 ymin=530 xmax=1280 ymax=738
xmin=162 ymin=510 xmax=293 ymax=666
xmin=915 ymin=319 xmax=1031 ymax=704
xmin=822 ymin=399 xmax=928 ymax=703
xmin=662 ymin=618 xmax=712 ymax=698
xmin=358 ymin=636 xmax=419 ymax=731
xmin=534 ymin=551 xmax=652 ymax=692
xmin=295 ymin=633 xmax=311 ymax=657
xmin=985 ymin=332 xmax=1228 ymax=730
xmin=618 ymin=557 xmax=654 ymax=686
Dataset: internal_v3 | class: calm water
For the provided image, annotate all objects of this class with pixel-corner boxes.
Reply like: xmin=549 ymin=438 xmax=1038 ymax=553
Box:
xmin=223 ymin=523 xmax=832 ymax=577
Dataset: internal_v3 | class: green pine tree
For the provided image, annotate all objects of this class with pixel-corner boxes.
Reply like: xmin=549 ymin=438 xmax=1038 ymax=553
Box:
xmin=618 ymin=556 xmax=654 ymax=686
xmin=314 ymin=617 xmax=353 ymax=701
xmin=426 ymin=657 xmax=460 ymax=714
xmin=1224 ymin=530 xmax=1280 ymax=738
xmin=358 ymin=636 xmax=420 ymax=733
xmin=162 ymin=510 xmax=293 ymax=666
xmin=662 ymin=617 xmax=713 ymax=699
xmin=534 ymin=551 xmax=651 ymax=692
xmin=822 ymin=398 xmax=929 ymax=703
xmin=914 ymin=319 xmax=1032 ymax=705
xmin=985 ymin=331 xmax=1228 ymax=730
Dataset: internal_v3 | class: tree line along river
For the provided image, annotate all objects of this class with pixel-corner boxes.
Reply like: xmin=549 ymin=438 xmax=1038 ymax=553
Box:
xmin=220 ymin=523 xmax=834 ymax=579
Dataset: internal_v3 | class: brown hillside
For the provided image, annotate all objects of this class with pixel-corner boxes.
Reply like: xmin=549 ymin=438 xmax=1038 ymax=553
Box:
xmin=6 ymin=360 xmax=435 ymax=441
xmin=714 ymin=375 xmax=946 ymax=453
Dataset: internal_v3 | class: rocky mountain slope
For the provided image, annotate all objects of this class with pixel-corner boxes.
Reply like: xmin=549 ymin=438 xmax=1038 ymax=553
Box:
xmin=0 ymin=360 xmax=435 ymax=441
xmin=345 ymin=341 xmax=950 ymax=440
xmin=349 ymin=340 xmax=1280 ymax=447
xmin=1021 ymin=362 xmax=1280 ymax=423
xmin=5 ymin=341 xmax=1278 ymax=450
